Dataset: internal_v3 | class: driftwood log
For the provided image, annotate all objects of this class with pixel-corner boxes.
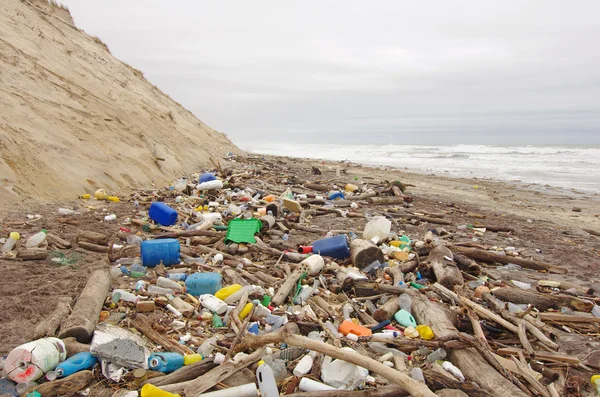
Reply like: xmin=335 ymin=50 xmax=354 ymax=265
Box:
xmin=492 ymin=287 xmax=593 ymax=312
xmin=23 ymin=370 xmax=94 ymax=397
xmin=59 ymin=269 xmax=110 ymax=343
xmin=62 ymin=337 xmax=91 ymax=357
xmin=16 ymin=248 xmax=48 ymax=260
xmin=78 ymin=241 xmax=109 ymax=253
xmin=34 ymin=296 xmax=72 ymax=339
xmin=366 ymin=196 xmax=408 ymax=205
xmin=285 ymin=386 xmax=407 ymax=397
xmin=427 ymin=246 xmax=463 ymax=288
xmin=76 ymin=231 xmax=109 ymax=245
xmin=450 ymin=246 xmax=563 ymax=273
xmin=408 ymin=290 xmax=528 ymax=397
xmin=271 ymin=268 xmax=304 ymax=306
xmin=144 ymin=358 xmax=216 ymax=386
xmin=350 ymin=239 xmax=384 ymax=269
xmin=131 ymin=314 xmax=193 ymax=355
xmin=373 ymin=296 xmax=400 ymax=322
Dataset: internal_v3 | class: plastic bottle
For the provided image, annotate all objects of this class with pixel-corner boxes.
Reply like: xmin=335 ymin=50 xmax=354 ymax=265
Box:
xmin=224 ymin=285 xmax=259 ymax=304
xmin=15 ymin=381 xmax=38 ymax=395
xmin=148 ymin=285 xmax=175 ymax=295
xmin=58 ymin=208 xmax=77 ymax=215
xmin=363 ymin=216 xmax=391 ymax=240
xmin=183 ymin=354 xmax=203 ymax=365
xmin=256 ymin=360 xmax=279 ymax=397
xmin=148 ymin=353 xmax=184 ymax=373
xmin=46 ymin=352 xmax=97 ymax=380
xmin=300 ymin=255 xmax=325 ymax=276
xmin=186 ymin=273 xmax=222 ymax=296
xmin=426 ymin=348 xmax=447 ymax=362
xmin=141 ymin=239 xmax=181 ymax=267
xmin=127 ymin=235 xmax=143 ymax=246
xmin=299 ymin=378 xmax=336 ymax=392
xmin=195 ymin=383 xmax=258 ymax=397
xmin=215 ymin=284 xmax=242 ymax=300
xmin=442 ymin=361 xmax=465 ymax=381
xmin=140 ymin=384 xmax=181 ymax=397
xmin=593 ymin=306 xmax=600 ymax=318
xmin=511 ymin=280 xmax=531 ymax=290
xmin=239 ymin=302 xmax=254 ymax=320
xmin=293 ymin=354 xmax=314 ymax=376
xmin=167 ymin=273 xmax=187 ymax=281
xmin=410 ymin=367 xmax=425 ymax=383
xmin=25 ymin=230 xmax=47 ymax=248
xmin=198 ymin=337 xmax=218 ymax=357
xmin=112 ymin=289 xmax=139 ymax=303
xmin=157 ymin=277 xmax=184 ymax=292
xmin=293 ymin=285 xmax=315 ymax=304
xmin=197 ymin=180 xmax=224 ymax=190
xmin=5 ymin=337 xmax=66 ymax=383
xmin=199 ymin=294 xmax=228 ymax=314
xmin=398 ymin=294 xmax=412 ymax=313
xmin=591 ymin=375 xmax=600 ymax=395
xmin=1 ymin=232 xmax=20 ymax=252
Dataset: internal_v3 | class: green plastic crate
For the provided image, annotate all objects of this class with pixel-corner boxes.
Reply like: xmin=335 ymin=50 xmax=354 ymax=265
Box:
xmin=225 ymin=218 xmax=262 ymax=244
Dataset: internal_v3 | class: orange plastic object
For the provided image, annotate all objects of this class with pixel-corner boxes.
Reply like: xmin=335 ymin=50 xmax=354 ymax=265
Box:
xmin=338 ymin=320 xmax=372 ymax=337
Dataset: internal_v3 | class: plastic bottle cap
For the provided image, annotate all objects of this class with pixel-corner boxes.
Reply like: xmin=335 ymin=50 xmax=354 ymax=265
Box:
xmin=258 ymin=360 xmax=265 ymax=366
xmin=9 ymin=232 xmax=20 ymax=240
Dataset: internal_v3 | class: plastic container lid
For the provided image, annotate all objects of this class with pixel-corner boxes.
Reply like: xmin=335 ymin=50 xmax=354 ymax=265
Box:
xmin=225 ymin=218 xmax=262 ymax=244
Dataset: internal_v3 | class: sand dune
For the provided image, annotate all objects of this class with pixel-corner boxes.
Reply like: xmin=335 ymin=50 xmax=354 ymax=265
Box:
xmin=0 ymin=0 xmax=241 ymax=209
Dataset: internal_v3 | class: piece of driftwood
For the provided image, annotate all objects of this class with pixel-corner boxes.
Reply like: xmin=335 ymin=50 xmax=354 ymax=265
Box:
xmin=23 ymin=370 xmax=94 ymax=397
xmin=496 ymin=347 xmax=580 ymax=365
xmin=492 ymin=287 xmax=593 ymax=312
xmin=236 ymin=324 xmax=438 ymax=397
xmin=16 ymin=248 xmax=48 ymax=260
xmin=155 ymin=229 xmax=223 ymax=239
xmin=63 ymin=337 xmax=91 ymax=357
xmin=222 ymin=267 xmax=250 ymax=286
xmin=366 ymin=196 xmax=409 ymax=205
xmin=252 ymin=236 xmax=306 ymax=263
xmin=450 ymin=246 xmax=563 ymax=273
xmin=453 ymin=254 xmax=481 ymax=273
xmin=76 ymin=231 xmax=109 ymax=245
xmin=272 ymin=268 xmax=304 ymax=306
xmin=46 ymin=233 xmax=72 ymax=249
xmin=343 ymin=279 xmax=408 ymax=297
xmin=303 ymin=183 xmax=331 ymax=192
xmin=537 ymin=312 xmax=600 ymax=323
xmin=345 ymin=192 xmax=376 ymax=201
xmin=144 ymin=358 xmax=216 ymax=386
xmin=285 ymin=386 xmax=407 ymax=397
xmin=78 ymin=241 xmax=109 ymax=253
xmin=374 ymin=296 xmax=400 ymax=322
xmin=59 ymin=269 xmax=111 ymax=343
xmin=408 ymin=290 xmax=528 ymax=397
xmin=311 ymin=295 xmax=337 ymax=319
xmin=350 ymin=239 xmax=384 ymax=269
xmin=34 ymin=296 xmax=71 ymax=339
xmin=386 ymin=266 xmax=404 ymax=286
xmin=131 ymin=314 xmax=193 ymax=355
xmin=427 ymin=246 xmax=463 ymax=288
xmin=424 ymin=366 xmax=490 ymax=397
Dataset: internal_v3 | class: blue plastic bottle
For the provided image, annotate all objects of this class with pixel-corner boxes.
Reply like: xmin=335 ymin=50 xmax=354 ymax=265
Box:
xmin=148 ymin=352 xmax=184 ymax=373
xmin=312 ymin=234 xmax=350 ymax=259
xmin=148 ymin=202 xmax=178 ymax=226
xmin=166 ymin=273 xmax=187 ymax=281
xmin=48 ymin=352 xmax=97 ymax=380
xmin=141 ymin=239 xmax=180 ymax=267
xmin=185 ymin=273 xmax=222 ymax=296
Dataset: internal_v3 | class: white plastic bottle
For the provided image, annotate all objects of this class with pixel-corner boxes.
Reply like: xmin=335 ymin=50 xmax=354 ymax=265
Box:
xmin=398 ymin=294 xmax=412 ymax=313
xmin=197 ymin=180 xmax=224 ymax=190
xmin=256 ymin=360 xmax=279 ymax=397
xmin=25 ymin=230 xmax=47 ymax=248
xmin=1 ymin=232 xmax=20 ymax=252
xmin=147 ymin=285 xmax=174 ymax=295
xmin=157 ymin=276 xmax=184 ymax=292
xmin=199 ymin=294 xmax=228 ymax=314
xmin=293 ymin=354 xmax=314 ymax=376
xmin=112 ymin=289 xmax=139 ymax=303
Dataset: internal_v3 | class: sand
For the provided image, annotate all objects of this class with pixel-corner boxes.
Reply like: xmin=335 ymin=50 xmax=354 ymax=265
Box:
xmin=0 ymin=0 xmax=241 ymax=210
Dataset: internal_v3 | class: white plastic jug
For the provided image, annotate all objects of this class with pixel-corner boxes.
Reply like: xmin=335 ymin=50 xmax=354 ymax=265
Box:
xmin=363 ymin=216 xmax=391 ymax=241
xmin=321 ymin=347 xmax=369 ymax=390
xmin=5 ymin=337 xmax=66 ymax=383
xmin=199 ymin=294 xmax=228 ymax=314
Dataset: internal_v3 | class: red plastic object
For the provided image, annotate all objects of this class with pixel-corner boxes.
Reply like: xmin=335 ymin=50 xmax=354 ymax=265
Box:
xmin=298 ymin=246 xmax=313 ymax=254
xmin=338 ymin=320 xmax=372 ymax=337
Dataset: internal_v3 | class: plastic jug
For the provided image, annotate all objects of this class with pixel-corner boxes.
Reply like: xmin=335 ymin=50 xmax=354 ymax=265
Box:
xmin=199 ymin=294 xmax=228 ymax=314
xmin=338 ymin=320 xmax=372 ymax=337
xmin=312 ymin=234 xmax=350 ymax=259
xmin=148 ymin=352 xmax=185 ymax=373
xmin=141 ymin=239 xmax=180 ymax=267
xmin=5 ymin=337 xmax=66 ymax=383
xmin=148 ymin=202 xmax=178 ymax=226
xmin=256 ymin=360 xmax=279 ymax=397
xmin=185 ymin=272 xmax=222 ymax=296
xmin=394 ymin=309 xmax=417 ymax=327
xmin=46 ymin=352 xmax=97 ymax=380
xmin=363 ymin=216 xmax=391 ymax=240
xmin=215 ymin=284 xmax=242 ymax=300
xmin=25 ymin=230 xmax=47 ymax=249
xmin=140 ymin=384 xmax=181 ymax=397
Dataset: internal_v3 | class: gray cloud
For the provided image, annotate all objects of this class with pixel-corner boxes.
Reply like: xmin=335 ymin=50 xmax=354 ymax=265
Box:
xmin=63 ymin=0 xmax=600 ymax=145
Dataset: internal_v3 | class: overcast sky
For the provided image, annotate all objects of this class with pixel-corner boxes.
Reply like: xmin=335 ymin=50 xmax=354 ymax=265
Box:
xmin=63 ymin=1 xmax=600 ymax=145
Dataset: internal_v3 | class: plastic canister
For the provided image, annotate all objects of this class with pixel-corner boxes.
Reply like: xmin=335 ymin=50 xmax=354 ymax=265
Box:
xmin=148 ymin=352 xmax=184 ymax=373
xmin=199 ymin=173 xmax=216 ymax=183
xmin=363 ymin=216 xmax=391 ymax=240
xmin=185 ymin=273 xmax=222 ymax=296
xmin=199 ymin=294 xmax=228 ymax=314
xmin=345 ymin=183 xmax=358 ymax=192
xmin=338 ymin=320 xmax=372 ymax=337
xmin=5 ymin=337 xmax=67 ymax=383
xmin=141 ymin=239 xmax=180 ymax=267
xmin=148 ymin=202 xmax=178 ymax=226
xmin=300 ymin=255 xmax=324 ymax=275
xmin=394 ymin=309 xmax=417 ymax=327
xmin=47 ymin=352 xmax=97 ymax=380
xmin=312 ymin=234 xmax=350 ymax=259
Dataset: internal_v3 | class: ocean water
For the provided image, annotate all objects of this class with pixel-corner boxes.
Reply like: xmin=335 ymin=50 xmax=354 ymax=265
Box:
xmin=243 ymin=143 xmax=600 ymax=193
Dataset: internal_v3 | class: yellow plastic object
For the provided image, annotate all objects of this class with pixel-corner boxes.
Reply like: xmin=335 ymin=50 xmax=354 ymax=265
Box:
xmin=9 ymin=232 xmax=20 ymax=240
xmin=345 ymin=183 xmax=358 ymax=192
xmin=183 ymin=354 xmax=204 ymax=365
xmin=140 ymin=384 xmax=181 ymax=397
xmin=107 ymin=196 xmax=120 ymax=203
xmin=591 ymin=375 xmax=600 ymax=394
xmin=80 ymin=193 xmax=91 ymax=199
xmin=239 ymin=302 xmax=254 ymax=320
xmin=258 ymin=360 xmax=265 ymax=366
xmin=416 ymin=325 xmax=434 ymax=340
xmin=94 ymin=189 xmax=108 ymax=200
xmin=215 ymin=284 xmax=242 ymax=300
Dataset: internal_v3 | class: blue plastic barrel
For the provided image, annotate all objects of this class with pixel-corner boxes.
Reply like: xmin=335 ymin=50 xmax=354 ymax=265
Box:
xmin=141 ymin=239 xmax=180 ymax=267
xmin=312 ymin=234 xmax=350 ymax=259
xmin=185 ymin=272 xmax=222 ymax=296
xmin=199 ymin=172 xmax=216 ymax=183
xmin=148 ymin=202 xmax=178 ymax=226
xmin=148 ymin=352 xmax=184 ymax=373
xmin=56 ymin=352 xmax=98 ymax=378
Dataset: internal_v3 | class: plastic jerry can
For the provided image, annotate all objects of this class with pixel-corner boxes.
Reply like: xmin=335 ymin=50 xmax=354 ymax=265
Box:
xmin=394 ymin=309 xmax=417 ymax=328
xmin=185 ymin=272 xmax=222 ymax=296
xmin=140 ymin=384 xmax=181 ymax=397
xmin=256 ymin=361 xmax=279 ymax=397
xmin=312 ymin=234 xmax=350 ymax=259
xmin=338 ymin=320 xmax=372 ymax=337
xmin=141 ymin=239 xmax=180 ymax=267
xmin=46 ymin=352 xmax=97 ymax=380
xmin=148 ymin=352 xmax=184 ymax=373
xmin=5 ymin=337 xmax=66 ymax=383
xmin=199 ymin=294 xmax=228 ymax=314
xmin=148 ymin=202 xmax=178 ymax=226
